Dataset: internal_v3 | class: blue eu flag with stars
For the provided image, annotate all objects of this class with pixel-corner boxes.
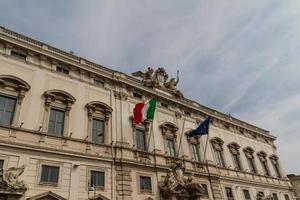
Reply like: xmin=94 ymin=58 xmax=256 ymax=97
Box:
xmin=189 ymin=117 xmax=210 ymax=137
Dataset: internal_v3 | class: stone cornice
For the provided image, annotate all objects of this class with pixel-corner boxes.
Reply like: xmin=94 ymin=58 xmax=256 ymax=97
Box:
xmin=0 ymin=26 xmax=275 ymax=140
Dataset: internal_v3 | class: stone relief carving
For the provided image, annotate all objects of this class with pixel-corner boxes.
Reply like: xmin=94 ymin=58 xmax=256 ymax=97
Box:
xmin=132 ymin=67 xmax=184 ymax=99
xmin=0 ymin=165 xmax=27 ymax=193
xmin=256 ymin=193 xmax=274 ymax=200
xmin=159 ymin=161 xmax=207 ymax=199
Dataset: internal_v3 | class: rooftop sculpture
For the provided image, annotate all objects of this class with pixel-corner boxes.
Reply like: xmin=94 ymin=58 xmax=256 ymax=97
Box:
xmin=132 ymin=67 xmax=184 ymax=99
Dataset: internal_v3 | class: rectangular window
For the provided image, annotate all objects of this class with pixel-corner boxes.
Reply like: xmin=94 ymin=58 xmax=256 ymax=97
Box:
xmin=284 ymin=194 xmax=290 ymax=200
xmin=136 ymin=129 xmax=146 ymax=151
xmin=10 ymin=50 xmax=27 ymax=61
xmin=191 ymin=143 xmax=201 ymax=162
xmin=243 ymin=189 xmax=251 ymax=200
xmin=232 ymin=154 xmax=242 ymax=170
xmin=261 ymin=160 xmax=270 ymax=176
xmin=215 ymin=150 xmax=225 ymax=167
xmin=90 ymin=170 xmax=105 ymax=188
xmin=94 ymin=79 xmax=104 ymax=87
xmin=272 ymin=163 xmax=281 ymax=178
xmin=272 ymin=193 xmax=279 ymax=200
xmin=92 ymin=119 xmax=104 ymax=144
xmin=202 ymin=184 xmax=209 ymax=195
xmin=225 ymin=187 xmax=234 ymax=200
xmin=40 ymin=165 xmax=59 ymax=184
xmin=48 ymin=108 xmax=65 ymax=136
xmin=0 ymin=160 xmax=4 ymax=169
xmin=0 ymin=95 xmax=16 ymax=126
xmin=247 ymin=157 xmax=257 ymax=173
xmin=166 ymin=139 xmax=176 ymax=157
xmin=140 ymin=176 xmax=152 ymax=192
xmin=56 ymin=66 xmax=69 ymax=75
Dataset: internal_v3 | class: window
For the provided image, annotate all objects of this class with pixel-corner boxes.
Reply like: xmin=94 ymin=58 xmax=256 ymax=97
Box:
xmin=243 ymin=190 xmax=251 ymax=200
xmin=161 ymin=102 xmax=168 ymax=108
xmin=284 ymin=194 xmax=290 ymax=200
xmin=90 ymin=171 xmax=105 ymax=188
xmin=244 ymin=147 xmax=257 ymax=174
xmin=191 ymin=143 xmax=201 ymax=162
xmin=225 ymin=187 xmax=234 ymax=200
xmin=48 ymin=108 xmax=65 ymax=136
xmin=92 ymin=119 xmax=104 ymax=144
xmin=10 ymin=49 xmax=27 ymax=61
xmin=0 ymin=160 xmax=4 ymax=169
xmin=43 ymin=90 xmax=76 ymax=136
xmin=94 ymin=79 xmax=104 ymax=87
xmin=216 ymin=150 xmax=225 ymax=167
xmin=133 ymin=91 xmax=142 ymax=99
xmin=272 ymin=193 xmax=279 ymax=200
xmin=86 ymin=101 xmax=112 ymax=144
xmin=56 ymin=66 xmax=69 ymax=75
xmin=40 ymin=165 xmax=59 ymax=184
xmin=0 ymin=95 xmax=16 ymax=125
xmin=270 ymin=155 xmax=281 ymax=178
xmin=202 ymin=184 xmax=209 ymax=195
xmin=140 ymin=176 xmax=152 ymax=192
xmin=136 ymin=129 xmax=146 ymax=151
xmin=261 ymin=160 xmax=270 ymax=176
xmin=166 ymin=138 xmax=176 ymax=157
xmin=228 ymin=143 xmax=242 ymax=170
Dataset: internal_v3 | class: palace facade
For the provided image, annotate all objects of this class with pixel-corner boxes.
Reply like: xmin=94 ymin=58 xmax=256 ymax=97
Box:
xmin=0 ymin=26 xmax=295 ymax=200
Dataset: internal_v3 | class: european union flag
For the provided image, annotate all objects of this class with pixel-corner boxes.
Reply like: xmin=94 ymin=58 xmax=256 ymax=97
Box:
xmin=189 ymin=117 xmax=210 ymax=137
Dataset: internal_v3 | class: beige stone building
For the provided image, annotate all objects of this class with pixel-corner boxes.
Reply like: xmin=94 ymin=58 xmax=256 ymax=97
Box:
xmin=287 ymin=175 xmax=300 ymax=200
xmin=0 ymin=26 xmax=295 ymax=200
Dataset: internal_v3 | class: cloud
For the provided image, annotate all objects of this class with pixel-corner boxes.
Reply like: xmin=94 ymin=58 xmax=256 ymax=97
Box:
xmin=0 ymin=0 xmax=300 ymax=173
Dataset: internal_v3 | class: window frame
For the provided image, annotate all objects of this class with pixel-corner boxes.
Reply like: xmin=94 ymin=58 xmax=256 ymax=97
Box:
xmin=0 ymin=95 xmax=17 ymax=126
xmin=243 ymin=189 xmax=251 ymax=200
xmin=135 ymin=128 xmax=147 ymax=151
xmin=244 ymin=147 xmax=257 ymax=174
xmin=43 ymin=90 xmax=76 ymax=137
xmin=139 ymin=176 xmax=152 ymax=193
xmin=228 ymin=143 xmax=242 ymax=171
xmin=86 ymin=101 xmax=112 ymax=145
xmin=136 ymin=173 xmax=153 ymax=194
xmin=47 ymin=107 xmax=65 ymax=136
xmin=90 ymin=170 xmax=105 ymax=189
xmin=211 ymin=137 xmax=226 ymax=167
xmin=87 ymin=167 xmax=107 ymax=191
xmin=38 ymin=161 xmax=62 ymax=187
xmin=0 ymin=75 xmax=30 ymax=127
xmin=160 ymin=122 xmax=179 ymax=158
xmin=224 ymin=186 xmax=234 ymax=200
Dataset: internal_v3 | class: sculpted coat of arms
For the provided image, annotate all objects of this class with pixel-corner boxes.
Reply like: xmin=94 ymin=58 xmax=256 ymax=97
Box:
xmin=132 ymin=67 xmax=184 ymax=99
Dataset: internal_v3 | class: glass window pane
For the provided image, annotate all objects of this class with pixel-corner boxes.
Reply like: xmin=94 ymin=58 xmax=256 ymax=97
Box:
xmin=91 ymin=171 xmax=104 ymax=187
xmin=92 ymin=119 xmax=105 ymax=144
xmin=167 ymin=139 xmax=176 ymax=157
xmin=41 ymin=165 xmax=59 ymax=183
xmin=225 ymin=187 xmax=234 ymax=199
xmin=284 ymin=194 xmax=290 ymax=200
xmin=0 ymin=96 xmax=16 ymax=125
xmin=272 ymin=193 xmax=278 ymax=200
xmin=140 ymin=176 xmax=152 ymax=191
xmin=0 ymin=160 xmax=4 ymax=169
xmin=243 ymin=190 xmax=251 ymax=200
xmin=48 ymin=109 xmax=65 ymax=136
xmin=136 ymin=129 xmax=146 ymax=151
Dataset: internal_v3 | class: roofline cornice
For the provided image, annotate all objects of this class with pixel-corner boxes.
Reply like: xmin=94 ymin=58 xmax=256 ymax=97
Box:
xmin=0 ymin=26 xmax=276 ymax=140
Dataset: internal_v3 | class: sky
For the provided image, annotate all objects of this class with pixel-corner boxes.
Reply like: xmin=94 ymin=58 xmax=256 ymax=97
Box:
xmin=0 ymin=0 xmax=299 ymax=173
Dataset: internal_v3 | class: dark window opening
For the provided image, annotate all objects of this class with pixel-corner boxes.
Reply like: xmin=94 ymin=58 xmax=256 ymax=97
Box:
xmin=140 ymin=176 xmax=152 ymax=191
xmin=191 ymin=143 xmax=201 ymax=162
xmin=133 ymin=92 xmax=142 ymax=99
xmin=40 ymin=165 xmax=59 ymax=184
xmin=136 ymin=129 xmax=146 ymax=151
xmin=161 ymin=102 xmax=168 ymax=108
xmin=243 ymin=189 xmax=251 ymax=200
xmin=56 ymin=66 xmax=69 ymax=75
xmin=10 ymin=50 xmax=27 ymax=61
xmin=225 ymin=187 xmax=234 ymax=200
xmin=48 ymin=108 xmax=65 ymax=136
xmin=166 ymin=138 xmax=176 ymax=157
xmin=0 ymin=95 xmax=16 ymax=126
xmin=90 ymin=170 xmax=105 ymax=188
xmin=92 ymin=119 xmax=104 ymax=144
xmin=94 ymin=79 xmax=104 ymax=87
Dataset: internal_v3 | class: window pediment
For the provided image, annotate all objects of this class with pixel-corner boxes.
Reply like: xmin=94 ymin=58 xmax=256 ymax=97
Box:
xmin=257 ymin=151 xmax=267 ymax=161
xmin=86 ymin=101 xmax=112 ymax=119
xmin=243 ymin=147 xmax=255 ymax=158
xmin=210 ymin=137 xmax=224 ymax=150
xmin=228 ymin=142 xmax=240 ymax=155
xmin=27 ymin=191 xmax=66 ymax=200
xmin=43 ymin=89 xmax=76 ymax=110
xmin=160 ymin=122 xmax=178 ymax=136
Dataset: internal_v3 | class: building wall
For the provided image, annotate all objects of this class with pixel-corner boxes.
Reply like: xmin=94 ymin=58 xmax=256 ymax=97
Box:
xmin=0 ymin=27 xmax=295 ymax=200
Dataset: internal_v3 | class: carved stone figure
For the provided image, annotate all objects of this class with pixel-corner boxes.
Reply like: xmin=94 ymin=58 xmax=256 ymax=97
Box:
xmin=0 ymin=165 xmax=27 ymax=193
xmin=132 ymin=67 xmax=154 ymax=87
xmin=132 ymin=67 xmax=184 ymax=99
xmin=159 ymin=161 xmax=207 ymax=200
xmin=256 ymin=193 xmax=274 ymax=200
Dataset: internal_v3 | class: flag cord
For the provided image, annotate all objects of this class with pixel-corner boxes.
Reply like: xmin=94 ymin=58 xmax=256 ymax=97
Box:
xmin=176 ymin=116 xmax=186 ymax=157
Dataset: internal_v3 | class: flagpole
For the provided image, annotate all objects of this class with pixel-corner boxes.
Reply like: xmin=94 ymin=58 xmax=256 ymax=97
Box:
xmin=146 ymin=120 xmax=153 ymax=152
xmin=176 ymin=116 xmax=186 ymax=157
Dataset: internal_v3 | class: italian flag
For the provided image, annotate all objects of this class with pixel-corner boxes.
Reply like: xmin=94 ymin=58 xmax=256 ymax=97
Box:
xmin=133 ymin=98 xmax=157 ymax=124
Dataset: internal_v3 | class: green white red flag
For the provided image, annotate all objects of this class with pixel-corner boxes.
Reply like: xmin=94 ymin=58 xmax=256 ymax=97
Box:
xmin=133 ymin=98 xmax=156 ymax=124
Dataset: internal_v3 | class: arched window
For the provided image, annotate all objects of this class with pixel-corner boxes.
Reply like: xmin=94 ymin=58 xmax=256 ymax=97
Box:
xmin=257 ymin=151 xmax=270 ymax=176
xmin=86 ymin=101 xmax=112 ymax=144
xmin=0 ymin=75 xmax=30 ymax=126
xmin=243 ymin=147 xmax=257 ymax=174
xmin=269 ymin=154 xmax=281 ymax=178
xmin=160 ymin=122 xmax=178 ymax=157
xmin=186 ymin=130 xmax=201 ymax=162
xmin=228 ymin=142 xmax=242 ymax=170
xmin=210 ymin=137 xmax=225 ymax=167
xmin=43 ymin=89 xmax=76 ymax=136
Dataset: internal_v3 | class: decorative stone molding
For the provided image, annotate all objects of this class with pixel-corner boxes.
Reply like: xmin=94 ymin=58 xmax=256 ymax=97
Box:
xmin=228 ymin=142 xmax=240 ymax=155
xmin=42 ymin=89 xmax=76 ymax=135
xmin=269 ymin=154 xmax=279 ymax=164
xmin=243 ymin=147 xmax=255 ymax=159
xmin=210 ymin=137 xmax=224 ymax=151
xmin=0 ymin=165 xmax=27 ymax=197
xmin=113 ymin=91 xmax=128 ymax=100
xmin=159 ymin=160 xmax=207 ymax=199
xmin=27 ymin=191 xmax=67 ymax=200
xmin=0 ymin=75 xmax=30 ymax=104
xmin=0 ymin=75 xmax=31 ymax=126
xmin=86 ymin=101 xmax=112 ymax=122
xmin=160 ymin=122 xmax=179 ymax=138
xmin=257 ymin=151 xmax=267 ymax=161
